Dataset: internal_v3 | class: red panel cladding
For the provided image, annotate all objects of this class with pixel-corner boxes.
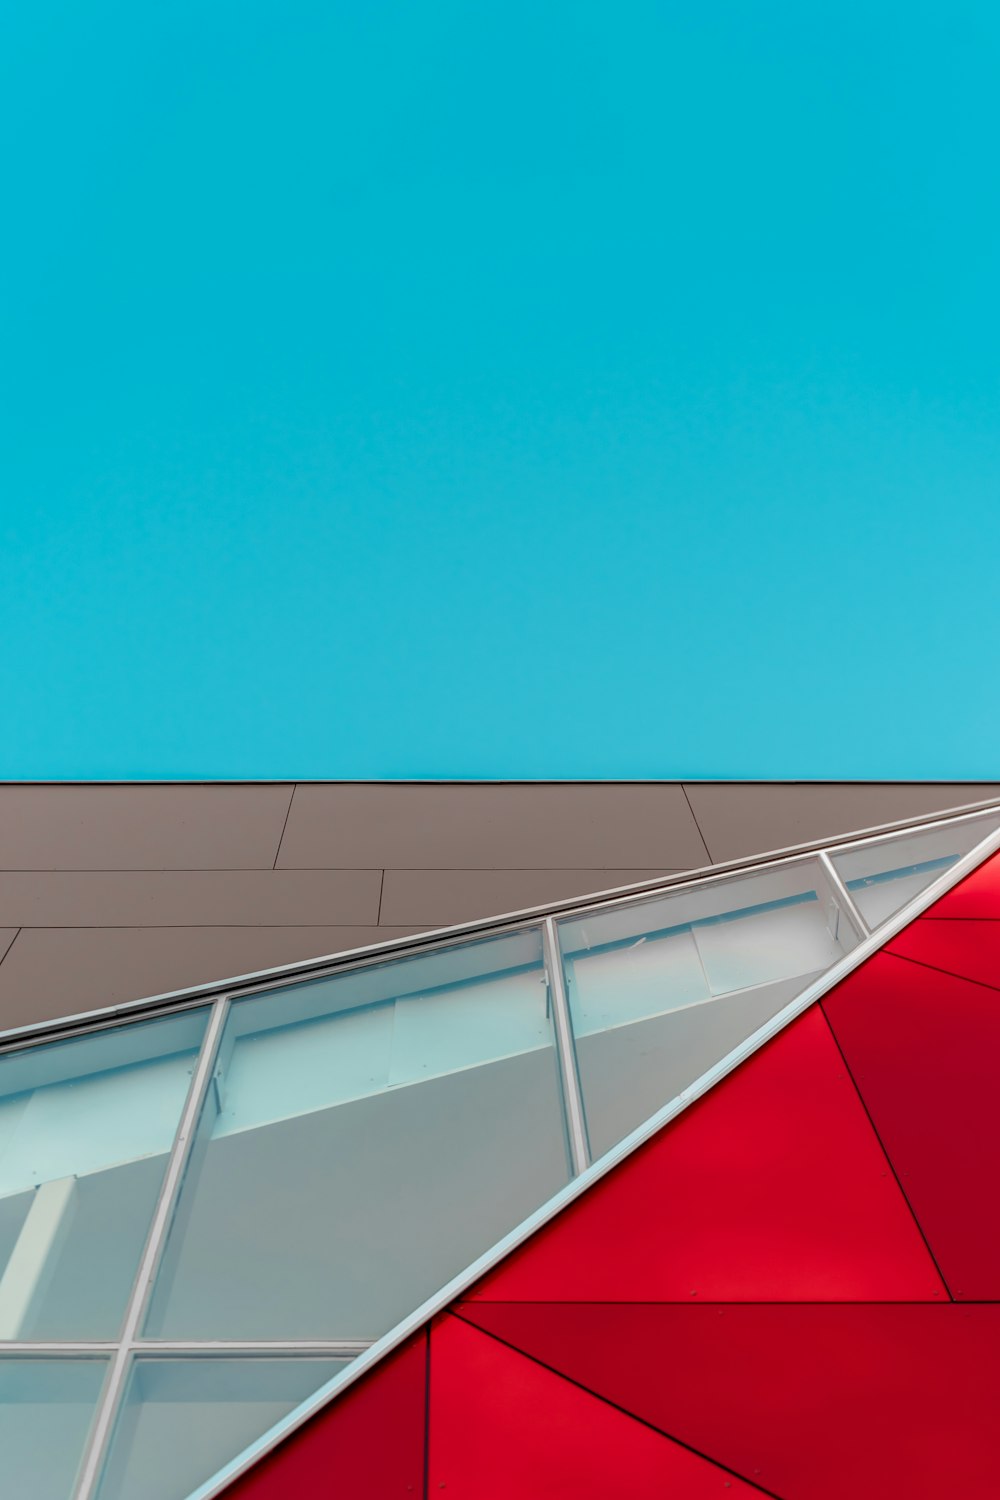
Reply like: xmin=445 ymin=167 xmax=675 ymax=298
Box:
xmin=924 ymin=850 xmax=1000 ymax=917
xmin=888 ymin=918 xmax=1000 ymax=991
xmin=219 ymin=1334 xmax=426 ymax=1499
xmin=823 ymin=950 xmax=1000 ymax=1299
xmin=428 ymin=1312 xmax=759 ymax=1497
xmin=458 ymin=1302 xmax=1000 ymax=1500
xmin=470 ymin=1006 xmax=943 ymax=1303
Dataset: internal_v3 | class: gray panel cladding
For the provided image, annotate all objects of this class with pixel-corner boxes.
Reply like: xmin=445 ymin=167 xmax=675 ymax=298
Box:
xmin=274 ymin=783 xmax=712 ymax=869
xmin=1 ymin=781 xmax=998 ymax=1031
xmin=0 ymin=784 xmax=294 ymax=870
xmin=684 ymin=783 xmax=1000 ymax=863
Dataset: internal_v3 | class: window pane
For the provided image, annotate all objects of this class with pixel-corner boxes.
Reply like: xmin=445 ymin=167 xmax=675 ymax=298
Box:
xmin=559 ymin=861 xmax=857 ymax=1158
xmin=0 ymin=1010 xmax=209 ymax=1341
xmin=96 ymin=1357 xmax=347 ymax=1500
xmin=832 ymin=815 xmax=1000 ymax=928
xmin=0 ymin=1357 xmax=107 ymax=1499
xmin=145 ymin=931 xmax=570 ymax=1341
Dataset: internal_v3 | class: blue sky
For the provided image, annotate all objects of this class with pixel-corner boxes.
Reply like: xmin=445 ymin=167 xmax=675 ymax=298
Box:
xmin=3 ymin=2 xmax=999 ymax=778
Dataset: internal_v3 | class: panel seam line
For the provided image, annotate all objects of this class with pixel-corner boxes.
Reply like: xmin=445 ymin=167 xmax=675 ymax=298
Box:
xmin=0 ymin=928 xmax=22 ymax=968
xmin=817 ymin=1001 xmax=954 ymax=1300
xmin=680 ymin=783 xmax=714 ymax=864
xmin=448 ymin=1309 xmax=787 ymax=1499
xmin=272 ymin=785 xmax=297 ymax=870
xmin=882 ymin=947 xmax=1000 ymax=995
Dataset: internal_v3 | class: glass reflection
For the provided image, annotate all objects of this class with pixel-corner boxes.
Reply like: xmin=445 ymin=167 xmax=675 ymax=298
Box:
xmin=145 ymin=931 xmax=570 ymax=1341
xmin=97 ymin=1358 xmax=348 ymax=1500
xmin=0 ymin=1011 xmax=208 ymax=1341
xmin=0 ymin=1357 xmax=107 ymax=1499
xmin=559 ymin=860 xmax=858 ymax=1158
xmin=832 ymin=814 xmax=1000 ymax=928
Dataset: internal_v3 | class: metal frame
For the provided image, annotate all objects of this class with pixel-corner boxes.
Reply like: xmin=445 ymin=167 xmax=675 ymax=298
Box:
xmin=818 ymin=849 xmax=871 ymax=938
xmin=542 ymin=917 xmax=590 ymax=1174
xmin=0 ymin=799 xmax=997 ymax=1498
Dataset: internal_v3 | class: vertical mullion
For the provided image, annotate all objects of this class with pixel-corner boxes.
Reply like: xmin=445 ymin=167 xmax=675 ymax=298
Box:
xmin=817 ymin=850 xmax=871 ymax=940
xmin=73 ymin=997 xmax=231 ymax=1500
xmin=543 ymin=918 xmax=590 ymax=1175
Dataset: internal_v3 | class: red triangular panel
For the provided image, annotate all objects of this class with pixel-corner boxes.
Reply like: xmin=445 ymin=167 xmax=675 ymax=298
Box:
xmin=428 ymin=1312 xmax=760 ymax=1497
xmin=822 ymin=950 xmax=1000 ymax=1299
xmin=888 ymin=917 xmax=1000 ymax=990
xmin=457 ymin=1302 xmax=1000 ymax=1500
xmin=220 ymin=1334 xmax=426 ymax=1498
xmin=470 ymin=1005 xmax=943 ymax=1302
xmin=923 ymin=850 xmax=1000 ymax=917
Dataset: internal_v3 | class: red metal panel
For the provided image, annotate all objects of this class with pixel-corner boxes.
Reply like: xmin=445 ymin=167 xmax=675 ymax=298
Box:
xmin=823 ymin=951 xmax=1000 ymax=1299
xmin=429 ymin=1312 xmax=759 ymax=1497
xmin=470 ymin=1007 xmax=943 ymax=1302
xmin=220 ymin=1334 xmax=426 ymax=1498
xmin=924 ymin=850 xmax=1000 ymax=917
xmin=888 ymin=917 xmax=1000 ymax=991
xmin=459 ymin=1302 xmax=1000 ymax=1500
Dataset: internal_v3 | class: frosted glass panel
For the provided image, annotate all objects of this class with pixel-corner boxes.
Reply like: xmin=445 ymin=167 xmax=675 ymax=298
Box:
xmin=833 ymin=815 xmax=1000 ymax=928
xmin=0 ymin=1011 xmax=208 ymax=1340
xmin=0 ymin=1357 xmax=107 ymax=1499
xmin=97 ymin=1358 xmax=347 ymax=1500
xmin=145 ymin=931 xmax=571 ymax=1340
xmin=560 ymin=860 xmax=856 ymax=1158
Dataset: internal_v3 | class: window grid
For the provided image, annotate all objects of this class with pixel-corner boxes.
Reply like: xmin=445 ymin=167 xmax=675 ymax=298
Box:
xmin=0 ymin=804 xmax=995 ymax=1499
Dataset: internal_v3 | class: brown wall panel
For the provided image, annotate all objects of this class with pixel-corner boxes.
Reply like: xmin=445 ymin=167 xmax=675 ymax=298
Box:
xmin=379 ymin=868 xmax=681 ymax=928
xmin=685 ymin=782 xmax=1000 ymax=862
xmin=0 ymin=869 xmax=381 ymax=928
xmin=0 ymin=925 xmax=421 ymax=1028
xmin=276 ymin=784 xmax=710 ymax=869
xmin=0 ymin=784 xmax=294 ymax=870
xmin=1 ymin=781 xmax=998 ymax=1034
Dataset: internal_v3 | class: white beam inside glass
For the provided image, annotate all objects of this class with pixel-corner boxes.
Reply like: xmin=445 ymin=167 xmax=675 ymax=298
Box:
xmin=0 ymin=1174 xmax=76 ymax=1339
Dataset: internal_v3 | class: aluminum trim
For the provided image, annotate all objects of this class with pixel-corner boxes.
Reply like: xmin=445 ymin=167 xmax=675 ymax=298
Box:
xmin=3 ymin=779 xmax=1000 ymax=788
xmin=72 ymin=999 xmax=231 ymax=1500
xmin=185 ymin=817 xmax=1000 ymax=1500
xmin=542 ymin=917 xmax=590 ymax=1175
xmin=0 ymin=1343 xmax=118 ymax=1356
xmin=818 ymin=849 xmax=871 ymax=939
xmin=0 ymin=1341 xmax=370 ymax=1357
xmin=121 ymin=1342 xmax=371 ymax=1357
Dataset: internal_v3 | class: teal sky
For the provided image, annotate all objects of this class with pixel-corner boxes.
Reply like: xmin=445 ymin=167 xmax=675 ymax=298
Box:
xmin=3 ymin=3 xmax=999 ymax=778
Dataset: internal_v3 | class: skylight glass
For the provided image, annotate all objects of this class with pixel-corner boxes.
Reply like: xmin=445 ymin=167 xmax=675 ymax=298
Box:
xmin=143 ymin=931 xmax=571 ymax=1343
xmin=96 ymin=1359 xmax=349 ymax=1500
xmin=831 ymin=812 xmax=1000 ymax=928
xmin=0 ymin=1358 xmax=107 ymax=1499
xmin=557 ymin=856 xmax=860 ymax=1158
xmin=0 ymin=1011 xmax=208 ymax=1341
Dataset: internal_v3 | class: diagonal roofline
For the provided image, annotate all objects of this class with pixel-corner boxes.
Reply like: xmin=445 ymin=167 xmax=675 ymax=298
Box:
xmin=181 ymin=807 xmax=1000 ymax=1500
xmin=2 ymin=793 xmax=1000 ymax=1054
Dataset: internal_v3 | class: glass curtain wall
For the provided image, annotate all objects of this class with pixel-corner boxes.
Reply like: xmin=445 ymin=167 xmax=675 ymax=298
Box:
xmin=0 ymin=809 xmax=995 ymax=1500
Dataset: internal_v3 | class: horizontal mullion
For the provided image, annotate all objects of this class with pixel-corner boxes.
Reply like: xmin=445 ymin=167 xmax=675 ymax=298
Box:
xmin=128 ymin=1340 xmax=371 ymax=1357
xmin=0 ymin=1343 xmax=118 ymax=1355
xmin=0 ymin=1340 xmax=369 ymax=1358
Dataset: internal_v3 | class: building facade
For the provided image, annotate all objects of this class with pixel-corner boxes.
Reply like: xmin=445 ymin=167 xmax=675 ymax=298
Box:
xmin=1 ymin=781 xmax=999 ymax=1498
